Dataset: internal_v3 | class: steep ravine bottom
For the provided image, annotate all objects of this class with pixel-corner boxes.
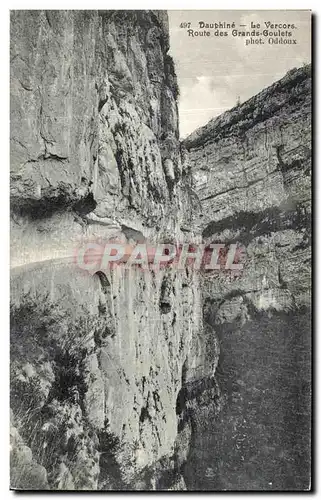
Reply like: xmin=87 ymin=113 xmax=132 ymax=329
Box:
xmin=10 ymin=11 xmax=311 ymax=486
xmin=183 ymin=307 xmax=311 ymax=491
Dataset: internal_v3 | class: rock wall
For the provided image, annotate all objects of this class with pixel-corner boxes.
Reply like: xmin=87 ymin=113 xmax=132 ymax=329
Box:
xmin=10 ymin=10 xmax=311 ymax=491
xmin=183 ymin=65 xmax=311 ymax=490
xmin=11 ymin=10 xmax=185 ymax=268
xmin=10 ymin=10 xmax=212 ymax=490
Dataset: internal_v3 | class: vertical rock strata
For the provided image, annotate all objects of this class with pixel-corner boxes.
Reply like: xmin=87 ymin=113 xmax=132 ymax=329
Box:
xmin=10 ymin=10 xmax=213 ymax=490
xmin=10 ymin=9 xmax=311 ymax=491
xmin=182 ymin=65 xmax=311 ymax=490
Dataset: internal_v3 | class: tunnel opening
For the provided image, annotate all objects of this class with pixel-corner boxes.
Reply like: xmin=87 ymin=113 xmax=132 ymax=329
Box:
xmin=94 ymin=271 xmax=111 ymax=294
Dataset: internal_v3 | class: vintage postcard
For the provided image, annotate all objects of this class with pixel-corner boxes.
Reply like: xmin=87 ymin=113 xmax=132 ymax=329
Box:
xmin=10 ymin=10 xmax=311 ymax=491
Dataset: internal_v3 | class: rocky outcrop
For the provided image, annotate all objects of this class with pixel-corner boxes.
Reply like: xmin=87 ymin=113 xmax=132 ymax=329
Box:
xmin=10 ymin=10 xmax=183 ymax=268
xmin=10 ymin=9 xmax=311 ymax=491
xmin=183 ymin=65 xmax=311 ymax=490
xmin=10 ymin=10 xmax=211 ymax=490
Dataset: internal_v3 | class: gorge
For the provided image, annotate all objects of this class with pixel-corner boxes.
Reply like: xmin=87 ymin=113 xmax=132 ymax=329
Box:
xmin=10 ymin=10 xmax=311 ymax=491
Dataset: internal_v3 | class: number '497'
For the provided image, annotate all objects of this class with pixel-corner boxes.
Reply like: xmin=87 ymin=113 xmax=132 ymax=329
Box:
xmin=180 ymin=22 xmax=191 ymax=28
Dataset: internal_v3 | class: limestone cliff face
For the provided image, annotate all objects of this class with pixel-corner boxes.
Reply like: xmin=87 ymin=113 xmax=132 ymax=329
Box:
xmin=184 ymin=64 xmax=311 ymax=321
xmin=10 ymin=10 xmax=311 ymax=491
xmin=11 ymin=10 xmax=184 ymax=267
xmin=10 ymin=11 xmax=211 ymax=490
xmin=183 ymin=66 xmax=311 ymax=490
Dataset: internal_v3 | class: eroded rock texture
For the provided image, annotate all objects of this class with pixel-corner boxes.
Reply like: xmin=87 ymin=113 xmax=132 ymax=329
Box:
xmin=10 ymin=10 xmax=186 ymax=267
xmin=10 ymin=10 xmax=214 ymax=490
xmin=10 ymin=9 xmax=311 ymax=492
xmin=183 ymin=65 xmax=311 ymax=490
